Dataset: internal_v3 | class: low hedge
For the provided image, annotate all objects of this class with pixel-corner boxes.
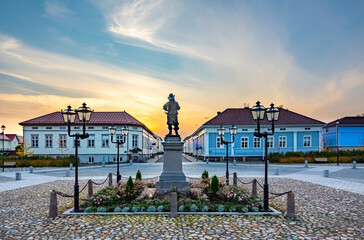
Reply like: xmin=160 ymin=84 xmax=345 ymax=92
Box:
xmin=3 ymin=155 xmax=77 ymax=167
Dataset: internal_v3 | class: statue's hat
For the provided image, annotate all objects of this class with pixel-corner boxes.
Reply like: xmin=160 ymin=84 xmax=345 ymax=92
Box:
xmin=168 ymin=93 xmax=175 ymax=100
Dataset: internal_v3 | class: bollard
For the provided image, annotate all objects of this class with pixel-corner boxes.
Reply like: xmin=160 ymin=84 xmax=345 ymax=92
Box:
xmin=274 ymin=168 xmax=279 ymax=175
xmin=323 ymin=170 xmax=329 ymax=178
xmin=233 ymin=159 xmax=236 ymax=165
xmin=233 ymin=172 xmax=237 ymax=188
xmin=88 ymin=179 xmax=93 ymax=198
xmin=304 ymin=160 xmax=308 ymax=168
xmin=102 ymin=161 xmax=105 ymax=167
xmin=108 ymin=173 xmax=113 ymax=186
xmin=29 ymin=166 xmax=33 ymax=173
xmin=170 ymin=192 xmax=178 ymax=218
xmin=65 ymin=170 xmax=70 ymax=177
xmin=130 ymin=159 xmax=133 ymax=165
xmin=70 ymin=163 xmax=73 ymax=170
xmin=206 ymin=158 xmax=209 ymax=164
xmin=15 ymin=173 xmax=21 ymax=180
xmin=252 ymin=179 xmax=257 ymax=198
xmin=287 ymin=191 xmax=295 ymax=218
xmin=49 ymin=190 xmax=58 ymax=219
xmin=353 ymin=161 xmax=357 ymax=169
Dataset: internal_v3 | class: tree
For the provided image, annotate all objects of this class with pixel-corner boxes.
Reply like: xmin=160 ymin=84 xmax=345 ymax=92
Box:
xmin=16 ymin=141 xmax=34 ymax=158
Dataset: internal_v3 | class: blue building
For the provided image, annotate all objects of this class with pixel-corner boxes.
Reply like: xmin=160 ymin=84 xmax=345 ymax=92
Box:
xmin=323 ymin=117 xmax=364 ymax=151
xmin=184 ymin=106 xmax=325 ymax=161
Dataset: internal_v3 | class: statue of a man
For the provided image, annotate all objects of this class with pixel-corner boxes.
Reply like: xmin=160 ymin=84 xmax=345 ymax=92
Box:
xmin=163 ymin=93 xmax=180 ymax=136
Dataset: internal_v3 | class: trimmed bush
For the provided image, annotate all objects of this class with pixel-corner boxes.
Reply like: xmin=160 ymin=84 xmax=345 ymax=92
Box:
xmin=241 ymin=207 xmax=248 ymax=213
xmin=114 ymin=207 xmax=122 ymax=212
xmin=125 ymin=176 xmax=135 ymax=194
xmin=97 ymin=207 xmax=107 ymax=213
xmin=157 ymin=205 xmax=164 ymax=212
xmin=210 ymin=175 xmax=220 ymax=193
xmin=201 ymin=170 xmax=209 ymax=180
xmin=201 ymin=206 xmax=209 ymax=212
xmin=122 ymin=207 xmax=130 ymax=212
xmin=147 ymin=206 xmax=156 ymax=212
xmin=136 ymin=170 xmax=142 ymax=180
xmin=229 ymin=206 xmax=236 ymax=212
xmin=85 ymin=206 xmax=96 ymax=213
xmin=251 ymin=207 xmax=259 ymax=212
xmin=178 ymin=205 xmax=185 ymax=212
xmin=217 ymin=205 xmax=224 ymax=212
xmin=131 ymin=206 xmax=140 ymax=212
xmin=189 ymin=204 xmax=198 ymax=212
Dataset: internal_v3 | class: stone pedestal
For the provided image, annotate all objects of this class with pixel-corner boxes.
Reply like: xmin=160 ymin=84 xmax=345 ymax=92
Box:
xmin=156 ymin=136 xmax=189 ymax=194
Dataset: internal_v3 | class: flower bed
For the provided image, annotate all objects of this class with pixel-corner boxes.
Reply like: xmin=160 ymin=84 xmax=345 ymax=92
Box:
xmin=80 ymin=171 xmax=264 ymax=214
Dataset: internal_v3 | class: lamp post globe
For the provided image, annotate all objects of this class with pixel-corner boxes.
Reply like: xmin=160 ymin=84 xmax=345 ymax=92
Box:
xmin=251 ymin=101 xmax=266 ymax=121
xmin=121 ymin=125 xmax=129 ymax=136
xmin=109 ymin=125 xmax=116 ymax=136
xmin=1 ymin=125 xmax=5 ymax=131
xmin=217 ymin=125 xmax=225 ymax=136
xmin=229 ymin=125 xmax=237 ymax=136
xmin=266 ymin=103 xmax=280 ymax=122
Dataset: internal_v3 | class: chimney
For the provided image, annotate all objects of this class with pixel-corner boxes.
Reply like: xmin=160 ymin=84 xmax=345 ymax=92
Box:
xmin=217 ymin=111 xmax=221 ymax=115
xmin=243 ymin=103 xmax=250 ymax=109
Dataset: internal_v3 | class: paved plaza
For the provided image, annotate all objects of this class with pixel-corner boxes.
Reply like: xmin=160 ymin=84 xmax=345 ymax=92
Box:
xmin=0 ymin=161 xmax=363 ymax=239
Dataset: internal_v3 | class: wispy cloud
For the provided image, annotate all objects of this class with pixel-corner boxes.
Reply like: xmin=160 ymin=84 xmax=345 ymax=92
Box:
xmin=44 ymin=0 xmax=72 ymax=20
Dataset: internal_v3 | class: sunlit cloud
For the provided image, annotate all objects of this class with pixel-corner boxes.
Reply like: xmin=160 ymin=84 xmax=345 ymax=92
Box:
xmin=44 ymin=0 xmax=72 ymax=20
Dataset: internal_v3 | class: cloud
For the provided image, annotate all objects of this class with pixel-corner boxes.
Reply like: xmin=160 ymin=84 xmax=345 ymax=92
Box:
xmin=44 ymin=0 xmax=72 ymax=20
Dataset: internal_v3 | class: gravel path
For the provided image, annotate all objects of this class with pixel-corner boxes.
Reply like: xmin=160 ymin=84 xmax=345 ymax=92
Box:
xmin=0 ymin=178 xmax=363 ymax=239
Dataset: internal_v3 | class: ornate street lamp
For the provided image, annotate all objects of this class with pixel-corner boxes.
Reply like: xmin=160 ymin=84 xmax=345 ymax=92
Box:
xmin=336 ymin=119 xmax=339 ymax=166
xmin=62 ymin=103 xmax=93 ymax=212
xmin=251 ymin=101 xmax=279 ymax=212
xmin=218 ymin=125 xmax=237 ymax=185
xmin=1 ymin=125 xmax=5 ymax=172
xmin=109 ymin=125 xmax=128 ymax=183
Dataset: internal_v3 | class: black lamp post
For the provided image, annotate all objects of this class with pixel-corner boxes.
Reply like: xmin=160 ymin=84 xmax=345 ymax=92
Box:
xmin=109 ymin=125 xmax=128 ymax=183
xmin=1 ymin=125 xmax=5 ymax=172
xmin=218 ymin=125 xmax=237 ymax=185
xmin=62 ymin=103 xmax=93 ymax=212
xmin=251 ymin=101 xmax=279 ymax=212
xmin=336 ymin=119 xmax=339 ymax=166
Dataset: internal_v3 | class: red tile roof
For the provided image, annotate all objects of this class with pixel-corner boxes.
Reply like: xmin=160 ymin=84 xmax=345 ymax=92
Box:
xmin=5 ymin=134 xmax=18 ymax=141
xmin=204 ymin=108 xmax=325 ymax=126
xmin=325 ymin=116 xmax=364 ymax=128
xmin=19 ymin=112 xmax=155 ymax=135
xmin=0 ymin=133 xmax=10 ymax=141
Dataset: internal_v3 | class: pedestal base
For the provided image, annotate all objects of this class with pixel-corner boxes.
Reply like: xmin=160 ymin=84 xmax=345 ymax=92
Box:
xmin=156 ymin=136 xmax=190 ymax=195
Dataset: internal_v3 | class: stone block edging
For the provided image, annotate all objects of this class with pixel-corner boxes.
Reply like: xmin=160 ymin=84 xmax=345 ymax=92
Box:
xmin=62 ymin=206 xmax=282 ymax=216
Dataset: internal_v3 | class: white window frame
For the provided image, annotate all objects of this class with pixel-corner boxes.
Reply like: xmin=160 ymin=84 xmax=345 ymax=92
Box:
xmin=132 ymin=135 xmax=138 ymax=148
xmin=88 ymin=134 xmax=95 ymax=148
xmin=59 ymin=135 xmax=67 ymax=148
xmin=267 ymin=136 xmax=274 ymax=148
xmin=45 ymin=134 xmax=53 ymax=148
xmin=31 ymin=134 xmax=39 ymax=148
xmin=241 ymin=137 xmax=249 ymax=148
xmin=102 ymin=134 xmax=109 ymax=148
xmin=216 ymin=137 xmax=224 ymax=149
xmin=279 ymin=136 xmax=287 ymax=148
xmin=303 ymin=135 xmax=311 ymax=147
xmin=253 ymin=137 xmax=261 ymax=148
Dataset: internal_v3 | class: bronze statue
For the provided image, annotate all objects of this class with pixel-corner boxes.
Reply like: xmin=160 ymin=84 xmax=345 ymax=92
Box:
xmin=163 ymin=93 xmax=180 ymax=136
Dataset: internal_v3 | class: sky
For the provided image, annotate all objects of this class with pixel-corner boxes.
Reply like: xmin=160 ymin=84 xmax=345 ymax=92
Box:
xmin=0 ymin=0 xmax=364 ymax=138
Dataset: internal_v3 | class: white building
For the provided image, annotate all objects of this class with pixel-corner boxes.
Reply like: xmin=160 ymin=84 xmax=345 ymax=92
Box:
xmin=0 ymin=133 xmax=22 ymax=155
xmin=19 ymin=111 xmax=158 ymax=163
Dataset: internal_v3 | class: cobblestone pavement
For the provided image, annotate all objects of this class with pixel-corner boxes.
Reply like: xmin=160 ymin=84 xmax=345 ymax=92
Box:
xmin=0 ymin=178 xmax=363 ymax=239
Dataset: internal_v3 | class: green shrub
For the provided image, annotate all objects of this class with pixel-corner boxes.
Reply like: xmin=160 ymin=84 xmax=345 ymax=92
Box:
xmin=122 ymin=207 xmax=130 ymax=212
xmin=85 ymin=206 xmax=96 ymax=213
xmin=157 ymin=205 xmax=164 ymax=212
xmin=125 ymin=176 xmax=135 ymax=197
xmin=189 ymin=204 xmax=198 ymax=212
xmin=229 ymin=206 xmax=236 ymax=212
xmin=131 ymin=206 xmax=140 ymax=212
xmin=217 ymin=205 xmax=224 ymax=212
xmin=147 ymin=206 xmax=156 ymax=212
xmin=251 ymin=207 xmax=259 ymax=212
xmin=114 ymin=207 xmax=122 ymax=212
xmin=201 ymin=206 xmax=209 ymax=212
xmin=136 ymin=170 xmax=142 ymax=180
xmin=178 ymin=205 xmax=184 ymax=212
xmin=97 ymin=207 xmax=107 ymax=212
xmin=201 ymin=170 xmax=209 ymax=180
xmin=210 ymin=175 xmax=220 ymax=194
xmin=241 ymin=207 xmax=248 ymax=213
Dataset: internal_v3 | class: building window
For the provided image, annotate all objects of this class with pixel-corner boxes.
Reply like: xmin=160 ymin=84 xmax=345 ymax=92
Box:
xmin=267 ymin=136 xmax=274 ymax=148
xmin=102 ymin=127 xmax=109 ymax=130
xmin=32 ymin=127 xmax=38 ymax=129
xmin=280 ymin=128 xmax=286 ymax=131
xmin=116 ymin=135 xmax=126 ymax=147
xmin=73 ymin=138 xmax=81 ymax=148
xmin=132 ymin=135 xmax=138 ymax=148
xmin=88 ymin=135 xmax=95 ymax=148
xmin=216 ymin=137 xmax=224 ymax=148
xmin=46 ymin=127 xmax=52 ymax=130
xmin=31 ymin=134 xmax=39 ymax=148
xmin=89 ymin=157 xmax=94 ymax=163
xmin=74 ymin=127 xmax=80 ymax=130
xmin=303 ymin=136 xmax=311 ymax=147
xmin=279 ymin=136 xmax=287 ymax=148
xmin=102 ymin=134 xmax=109 ymax=148
xmin=253 ymin=137 xmax=261 ymax=148
xmin=241 ymin=137 xmax=249 ymax=148
xmin=59 ymin=135 xmax=67 ymax=148
xmin=305 ymin=127 xmax=311 ymax=130
xmin=242 ymin=129 xmax=248 ymax=132
xmin=45 ymin=135 xmax=53 ymax=148
xmin=60 ymin=127 xmax=66 ymax=130
xmin=88 ymin=127 xmax=94 ymax=129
